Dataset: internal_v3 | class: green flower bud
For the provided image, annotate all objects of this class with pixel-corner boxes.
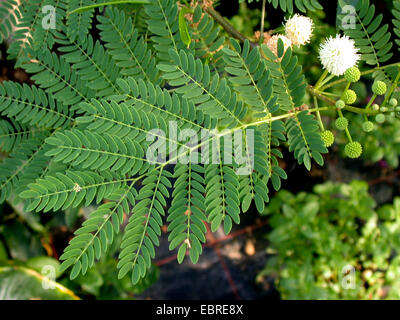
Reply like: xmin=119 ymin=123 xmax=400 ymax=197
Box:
xmin=372 ymin=104 xmax=380 ymax=111
xmin=336 ymin=100 xmax=346 ymax=109
xmin=335 ymin=117 xmax=348 ymax=130
xmin=344 ymin=67 xmax=361 ymax=83
xmin=320 ymin=130 xmax=334 ymax=147
xmin=375 ymin=114 xmax=386 ymax=124
xmin=345 ymin=141 xmax=362 ymax=159
xmin=362 ymin=121 xmax=374 ymax=132
xmin=380 ymin=107 xmax=388 ymax=113
xmin=372 ymin=81 xmax=387 ymax=95
xmin=390 ymin=98 xmax=398 ymax=107
xmin=343 ymin=89 xmax=357 ymax=105
xmin=395 ymin=106 xmax=400 ymax=112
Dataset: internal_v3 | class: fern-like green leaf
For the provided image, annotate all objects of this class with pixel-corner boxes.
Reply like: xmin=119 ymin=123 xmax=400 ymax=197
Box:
xmin=117 ymin=168 xmax=170 ymax=284
xmin=59 ymin=187 xmax=136 ymax=279
xmin=190 ymin=5 xmax=225 ymax=70
xmin=0 ymin=134 xmax=48 ymax=204
xmin=158 ymin=49 xmax=248 ymax=128
xmin=223 ymin=38 xmax=276 ymax=116
xmin=393 ymin=0 xmax=400 ymax=52
xmin=20 ymin=170 xmax=129 ymax=212
xmin=67 ymin=0 xmax=95 ymax=42
xmin=44 ymin=128 xmax=154 ymax=174
xmin=0 ymin=0 xmax=20 ymax=43
xmin=168 ymin=161 xmax=207 ymax=264
xmin=97 ymin=7 xmax=160 ymax=83
xmin=56 ymin=30 xmax=122 ymax=98
xmin=0 ymin=81 xmax=73 ymax=128
xmin=339 ymin=0 xmax=393 ymax=66
xmin=0 ymin=119 xmax=47 ymax=153
xmin=262 ymin=42 xmax=327 ymax=170
xmin=145 ymin=0 xmax=187 ymax=63
xmin=18 ymin=47 xmax=95 ymax=108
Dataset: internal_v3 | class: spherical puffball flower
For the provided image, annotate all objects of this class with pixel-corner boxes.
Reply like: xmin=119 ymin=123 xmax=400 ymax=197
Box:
xmin=321 ymin=130 xmax=334 ymax=148
xmin=345 ymin=141 xmax=362 ymax=159
xmin=266 ymin=35 xmax=292 ymax=58
xmin=362 ymin=121 xmax=374 ymax=133
xmin=343 ymin=89 xmax=357 ymax=105
xmin=285 ymin=14 xmax=314 ymax=46
xmin=335 ymin=117 xmax=348 ymax=131
xmin=319 ymin=35 xmax=360 ymax=76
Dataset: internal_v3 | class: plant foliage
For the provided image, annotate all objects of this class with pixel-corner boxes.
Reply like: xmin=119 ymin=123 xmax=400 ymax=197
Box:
xmin=0 ymin=0 xmax=398 ymax=285
xmin=260 ymin=181 xmax=400 ymax=299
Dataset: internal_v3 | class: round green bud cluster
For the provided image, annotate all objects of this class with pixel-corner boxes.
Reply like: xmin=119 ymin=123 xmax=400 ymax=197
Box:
xmin=336 ymin=100 xmax=345 ymax=109
xmin=372 ymin=81 xmax=387 ymax=96
xmin=396 ymin=106 xmax=400 ymax=112
xmin=321 ymin=130 xmax=334 ymax=147
xmin=390 ymin=98 xmax=398 ymax=107
xmin=343 ymin=90 xmax=357 ymax=105
xmin=375 ymin=114 xmax=385 ymax=124
xmin=362 ymin=121 xmax=374 ymax=132
xmin=345 ymin=141 xmax=362 ymax=159
xmin=380 ymin=107 xmax=388 ymax=113
xmin=372 ymin=104 xmax=380 ymax=111
xmin=335 ymin=117 xmax=348 ymax=130
xmin=344 ymin=67 xmax=361 ymax=83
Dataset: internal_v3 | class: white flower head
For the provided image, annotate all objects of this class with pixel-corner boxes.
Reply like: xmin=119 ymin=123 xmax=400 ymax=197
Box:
xmin=285 ymin=14 xmax=314 ymax=46
xmin=319 ymin=34 xmax=360 ymax=76
xmin=266 ymin=35 xmax=292 ymax=58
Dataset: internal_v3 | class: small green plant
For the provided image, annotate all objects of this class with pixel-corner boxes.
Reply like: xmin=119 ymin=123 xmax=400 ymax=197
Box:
xmin=0 ymin=202 xmax=158 ymax=299
xmin=259 ymin=181 xmax=400 ymax=300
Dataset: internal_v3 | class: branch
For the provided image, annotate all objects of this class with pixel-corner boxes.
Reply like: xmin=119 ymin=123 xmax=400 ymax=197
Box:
xmin=259 ymin=0 xmax=266 ymax=44
xmin=320 ymin=62 xmax=400 ymax=91
xmin=205 ymin=6 xmax=256 ymax=47
xmin=307 ymin=86 xmax=380 ymax=116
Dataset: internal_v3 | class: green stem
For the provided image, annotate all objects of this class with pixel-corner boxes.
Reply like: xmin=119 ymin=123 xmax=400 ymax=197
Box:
xmin=315 ymin=70 xmax=329 ymax=90
xmin=337 ymin=110 xmax=353 ymax=142
xmin=317 ymin=91 xmax=340 ymax=97
xmin=340 ymin=82 xmax=351 ymax=100
xmin=344 ymin=128 xmax=353 ymax=142
xmin=337 ymin=109 xmax=353 ymax=143
xmin=365 ymin=94 xmax=377 ymax=110
xmin=382 ymin=68 xmax=400 ymax=108
xmin=344 ymin=104 xmax=379 ymax=115
xmin=318 ymin=74 xmax=335 ymax=89
xmin=313 ymin=96 xmax=325 ymax=131
xmin=320 ymin=62 xmax=400 ymax=91
xmin=307 ymin=86 xmax=380 ymax=116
